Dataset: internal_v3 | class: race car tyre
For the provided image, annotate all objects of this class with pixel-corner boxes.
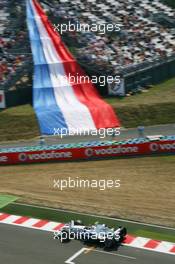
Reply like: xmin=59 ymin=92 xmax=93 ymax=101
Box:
xmin=104 ymin=238 xmax=115 ymax=249
xmin=120 ymin=227 xmax=127 ymax=240
xmin=120 ymin=227 xmax=127 ymax=236
xmin=118 ymin=227 xmax=127 ymax=242
xmin=60 ymin=230 xmax=70 ymax=243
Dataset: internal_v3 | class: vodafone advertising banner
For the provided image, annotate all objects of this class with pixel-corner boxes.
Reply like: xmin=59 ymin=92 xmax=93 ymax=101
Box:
xmin=0 ymin=139 xmax=175 ymax=165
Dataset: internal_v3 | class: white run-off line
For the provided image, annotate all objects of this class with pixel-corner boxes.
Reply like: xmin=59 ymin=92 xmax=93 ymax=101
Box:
xmin=65 ymin=248 xmax=87 ymax=264
xmin=65 ymin=247 xmax=136 ymax=264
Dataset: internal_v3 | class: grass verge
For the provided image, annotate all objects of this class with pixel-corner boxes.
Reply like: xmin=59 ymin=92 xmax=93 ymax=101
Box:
xmin=1 ymin=203 xmax=175 ymax=243
xmin=0 ymin=194 xmax=18 ymax=209
xmin=116 ymin=102 xmax=175 ymax=128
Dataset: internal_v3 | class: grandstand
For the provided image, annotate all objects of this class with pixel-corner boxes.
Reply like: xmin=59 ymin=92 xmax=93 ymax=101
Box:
xmin=163 ymin=0 xmax=175 ymax=8
xmin=0 ymin=0 xmax=32 ymax=107
xmin=48 ymin=0 xmax=175 ymax=94
xmin=0 ymin=0 xmax=175 ymax=108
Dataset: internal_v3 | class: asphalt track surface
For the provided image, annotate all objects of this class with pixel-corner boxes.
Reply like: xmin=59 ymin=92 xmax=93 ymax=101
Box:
xmin=0 ymin=223 xmax=174 ymax=264
xmin=0 ymin=123 xmax=175 ymax=149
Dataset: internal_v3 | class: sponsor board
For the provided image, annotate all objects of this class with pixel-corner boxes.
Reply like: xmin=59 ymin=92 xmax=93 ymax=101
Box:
xmin=108 ymin=78 xmax=125 ymax=96
xmin=18 ymin=151 xmax=72 ymax=162
xmin=85 ymin=146 xmax=138 ymax=157
xmin=0 ymin=155 xmax=8 ymax=162
xmin=0 ymin=140 xmax=175 ymax=165
xmin=149 ymin=142 xmax=175 ymax=152
xmin=0 ymin=90 xmax=6 ymax=108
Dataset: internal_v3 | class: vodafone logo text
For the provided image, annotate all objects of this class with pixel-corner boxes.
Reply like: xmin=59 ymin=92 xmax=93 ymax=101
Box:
xmin=85 ymin=148 xmax=94 ymax=157
xmin=18 ymin=151 xmax=72 ymax=161
xmin=85 ymin=146 xmax=138 ymax=157
xmin=150 ymin=142 xmax=175 ymax=152
xmin=19 ymin=153 xmax=28 ymax=161
xmin=0 ymin=155 xmax=8 ymax=162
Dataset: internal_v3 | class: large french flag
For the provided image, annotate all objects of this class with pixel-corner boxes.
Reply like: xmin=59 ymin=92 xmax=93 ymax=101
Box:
xmin=26 ymin=0 xmax=120 ymax=135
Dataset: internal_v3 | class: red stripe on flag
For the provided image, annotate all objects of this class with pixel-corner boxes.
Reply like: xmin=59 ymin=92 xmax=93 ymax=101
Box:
xmin=13 ymin=216 xmax=30 ymax=224
xmin=144 ymin=240 xmax=160 ymax=249
xmin=53 ymin=223 xmax=65 ymax=231
xmin=33 ymin=219 xmax=49 ymax=228
xmin=170 ymin=246 xmax=175 ymax=253
xmin=32 ymin=0 xmax=120 ymax=129
xmin=123 ymin=235 xmax=136 ymax=244
xmin=0 ymin=213 xmax=10 ymax=221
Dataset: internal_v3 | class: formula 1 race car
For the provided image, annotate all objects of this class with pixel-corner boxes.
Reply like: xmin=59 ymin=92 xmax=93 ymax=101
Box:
xmin=54 ymin=220 xmax=127 ymax=249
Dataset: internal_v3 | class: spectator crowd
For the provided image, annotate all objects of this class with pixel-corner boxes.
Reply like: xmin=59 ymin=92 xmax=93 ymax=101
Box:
xmin=1 ymin=0 xmax=175 ymax=89
xmin=47 ymin=0 xmax=175 ymax=74
xmin=0 ymin=0 xmax=30 ymax=89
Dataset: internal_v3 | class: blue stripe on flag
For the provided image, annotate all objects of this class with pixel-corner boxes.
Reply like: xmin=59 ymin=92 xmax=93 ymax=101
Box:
xmin=27 ymin=0 xmax=68 ymax=134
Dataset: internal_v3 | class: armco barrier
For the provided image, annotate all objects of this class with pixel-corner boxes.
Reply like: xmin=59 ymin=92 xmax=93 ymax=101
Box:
xmin=0 ymin=137 xmax=175 ymax=165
